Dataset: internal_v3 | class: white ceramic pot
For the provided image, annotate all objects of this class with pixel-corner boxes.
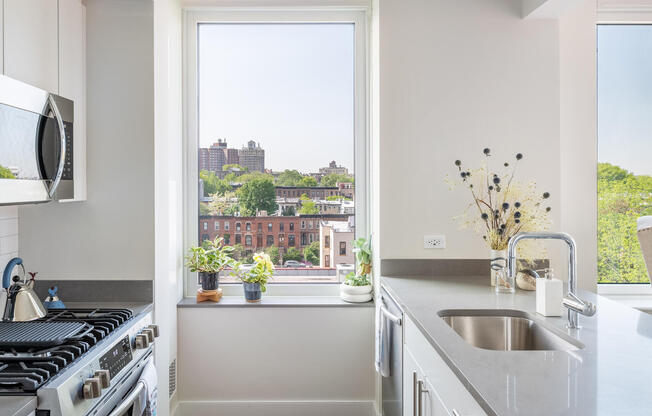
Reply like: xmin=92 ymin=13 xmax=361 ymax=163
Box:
xmin=340 ymin=283 xmax=372 ymax=302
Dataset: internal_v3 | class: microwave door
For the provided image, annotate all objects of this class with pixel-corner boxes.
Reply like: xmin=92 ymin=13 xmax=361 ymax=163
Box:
xmin=0 ymin=103 xmax=52 ymax=205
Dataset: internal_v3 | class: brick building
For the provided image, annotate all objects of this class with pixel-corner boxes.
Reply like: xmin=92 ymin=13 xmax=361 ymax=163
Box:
xmin=275 ymin=186 xmax=339 ymax=199
xmin=198 ymin=139 xmax=232 ymax=172
xmin=238 ymin=140 xmax=265 ymax=172
xmin=319 ymin=160 xmax=349 ymax=175
xmin=199 ymin=214 xmax=350 ymax=258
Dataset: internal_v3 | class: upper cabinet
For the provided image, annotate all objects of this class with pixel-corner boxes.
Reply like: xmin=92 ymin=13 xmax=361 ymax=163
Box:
xmin=58 ymin=0 xmax=87 ymax=201
xmin=4 ymin=0 xmax=59 ymax=92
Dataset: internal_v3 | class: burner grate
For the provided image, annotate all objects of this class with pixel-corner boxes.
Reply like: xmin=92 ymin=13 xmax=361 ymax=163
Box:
xmin=0 ymin=322 xmax=90 ymax=348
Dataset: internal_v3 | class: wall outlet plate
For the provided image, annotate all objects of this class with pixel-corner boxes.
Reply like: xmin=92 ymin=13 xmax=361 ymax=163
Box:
xmin=424 ymin=235 xmax=446 ymax=249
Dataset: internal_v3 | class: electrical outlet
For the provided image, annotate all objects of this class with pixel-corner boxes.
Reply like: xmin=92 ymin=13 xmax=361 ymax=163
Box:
xmin=424 ymin=235 xmax=446 ymax=249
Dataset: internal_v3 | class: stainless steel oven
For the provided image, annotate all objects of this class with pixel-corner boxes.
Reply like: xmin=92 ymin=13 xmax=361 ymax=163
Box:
xmin=0 ymin=74 xmax=74 ymax=205
xmin=380 ymin=285 xmax=404 ymax=416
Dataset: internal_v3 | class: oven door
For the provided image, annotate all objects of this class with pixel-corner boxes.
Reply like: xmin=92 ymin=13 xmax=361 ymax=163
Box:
xmin=0 ymin=74 xmax=72 ymax=205
xmin=93 ymin=350 xmax=152 ymax=416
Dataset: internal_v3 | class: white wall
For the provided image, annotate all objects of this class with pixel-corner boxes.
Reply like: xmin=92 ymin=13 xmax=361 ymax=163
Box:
xmin=559 ymin=0 xmax=598 ymax=292
xmin=153 ymin=0 xmax=184 ymax=414
xmin=176 ymin=306 xmax=375 ymax=416
xmin=378 ymin=0 xmax=562 ymax=261
xmin=18 ymin=0 xmax=155 ymax=281
xmin=0 ymin=207 xmax=19 ymax=267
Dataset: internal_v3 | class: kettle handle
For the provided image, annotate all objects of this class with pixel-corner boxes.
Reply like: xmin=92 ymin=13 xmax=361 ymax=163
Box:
xmin=2 ymin=258 xmax=23 ymax=289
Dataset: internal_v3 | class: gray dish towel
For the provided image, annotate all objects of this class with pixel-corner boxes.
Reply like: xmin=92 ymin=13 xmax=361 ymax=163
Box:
xmin=374 ymin=298 xmax=391 ymax=377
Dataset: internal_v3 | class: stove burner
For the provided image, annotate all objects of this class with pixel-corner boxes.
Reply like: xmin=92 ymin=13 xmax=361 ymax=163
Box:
xmin=0 ymin=308 xmax=132 ymax=394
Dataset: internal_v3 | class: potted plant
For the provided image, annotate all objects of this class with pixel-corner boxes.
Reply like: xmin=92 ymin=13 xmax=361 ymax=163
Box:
xmin=234 ymin=252 xmax=274 ymax=303
xmin=448 ymin=148 xmax=553 ymax=288
xmin=185 ymin=237 xmax=236 ymax=291
xmin=340 ymin=237 xmax=373 ymax=303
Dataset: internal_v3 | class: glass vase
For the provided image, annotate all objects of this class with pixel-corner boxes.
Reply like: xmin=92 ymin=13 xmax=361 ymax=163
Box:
xmin=490 ymin=249 xmax=507 ymax=287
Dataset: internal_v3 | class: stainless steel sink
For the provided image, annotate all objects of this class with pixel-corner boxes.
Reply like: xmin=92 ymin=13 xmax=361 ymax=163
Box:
xmin=438 ymin=309 xmax=583 ymax=351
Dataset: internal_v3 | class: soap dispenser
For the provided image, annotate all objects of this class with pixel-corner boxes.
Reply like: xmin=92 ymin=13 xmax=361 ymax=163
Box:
xmin=536 ymin=268 xmax=563 ymax=317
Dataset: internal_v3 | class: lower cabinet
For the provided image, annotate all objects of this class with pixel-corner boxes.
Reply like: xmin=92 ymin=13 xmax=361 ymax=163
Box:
xmin=404 ymin=316 xmax=487 ymax=416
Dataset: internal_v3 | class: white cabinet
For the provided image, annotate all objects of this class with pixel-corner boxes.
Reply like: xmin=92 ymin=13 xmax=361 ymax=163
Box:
xmin=404 ymin=346 xmax=450 ymax=416
xmin=404 ymin=316 xmax=487 ymax=416
xmin=58 ymin=0 xmax=87 ymax=201
xmin=4 ymin=0 xmax=59 ymax=92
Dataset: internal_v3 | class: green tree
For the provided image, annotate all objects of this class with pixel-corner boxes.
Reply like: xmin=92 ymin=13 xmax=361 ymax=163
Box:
xmin=0 ymin=165 xmax=15 ymax=179
xmin=265 ymin=246 xmax=280 ymax=265
xmin=237 ymin=177 xmax=278 ymax=216
xmin=276 ymin=169 xmax=303 ymax=186
xmin=283 ymin=247 xmax=303 ymax=262
xmin=320 ymin=173 xmax=353 ymax=187
xmin=239 ymin=171 xmax=275 ymax=184
xmin=223 ymin=164 xmax=247 ymax=171
xmin=200 ymin=170 xmax=232 ymax=196
xmin=282 ymin=206 xmax=296 ymax=216
xmin=304 ymin=241 xmax=320 ymax=265
xmin=299 ymin=200 xmax=319 ymax=215
xmin=299 ymin=176 xmax=317 ymax=187
xmin=598 ymin=162 xmax=652 ymax=283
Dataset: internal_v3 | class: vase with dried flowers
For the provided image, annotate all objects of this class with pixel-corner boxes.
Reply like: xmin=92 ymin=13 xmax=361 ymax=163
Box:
xmin=448 ymin=148 xmax=553 ymax=289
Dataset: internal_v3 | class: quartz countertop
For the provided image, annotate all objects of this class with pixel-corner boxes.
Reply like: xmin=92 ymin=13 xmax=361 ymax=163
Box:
xmin=381 ymin=274 xmax=652 ymax=416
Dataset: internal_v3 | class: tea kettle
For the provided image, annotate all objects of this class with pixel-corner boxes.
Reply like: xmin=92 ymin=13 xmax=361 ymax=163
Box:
xmin=1 ymin=258 xmax=47 ymax=321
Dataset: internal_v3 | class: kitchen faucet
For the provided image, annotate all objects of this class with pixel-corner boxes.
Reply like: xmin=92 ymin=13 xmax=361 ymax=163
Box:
xmin=507 ymin=232 xmax=596 ymax=329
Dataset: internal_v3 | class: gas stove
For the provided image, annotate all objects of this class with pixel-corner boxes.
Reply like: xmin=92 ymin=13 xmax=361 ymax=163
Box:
xmin=0 ymin=307 xmax=157 ymax=416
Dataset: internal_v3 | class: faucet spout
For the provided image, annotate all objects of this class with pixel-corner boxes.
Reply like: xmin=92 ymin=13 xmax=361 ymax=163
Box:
xmin=506 ymin=232 xmax=595 ymax=329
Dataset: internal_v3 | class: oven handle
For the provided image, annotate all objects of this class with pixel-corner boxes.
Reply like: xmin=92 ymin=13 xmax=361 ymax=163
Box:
xmin=47 ymin=94 xmax=67 ymax=198
xmin=107 ymin=380 xmax=146 ymax=416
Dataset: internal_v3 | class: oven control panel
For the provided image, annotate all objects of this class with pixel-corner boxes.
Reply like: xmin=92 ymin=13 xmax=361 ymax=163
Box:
xmin=99 ymin=336 xmax=133 ymax=379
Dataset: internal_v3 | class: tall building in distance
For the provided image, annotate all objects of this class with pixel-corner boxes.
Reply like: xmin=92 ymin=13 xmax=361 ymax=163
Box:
xmin=238 ymin=140 xmax=265 ymax=172
xmin=319 ymin=160 xmax=348 ymax=176
xmin=198 ymin=139 xmax=228 ymax=172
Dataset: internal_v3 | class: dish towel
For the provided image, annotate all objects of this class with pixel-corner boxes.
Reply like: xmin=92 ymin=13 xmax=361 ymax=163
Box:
xmin=374 ymin=298 xmax=391 ymax=377
xmin=137 ymin=357 xmax=158 ymax=416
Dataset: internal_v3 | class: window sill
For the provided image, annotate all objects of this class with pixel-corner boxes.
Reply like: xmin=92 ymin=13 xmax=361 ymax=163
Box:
xmin=177 ymin=296 xmax=375 ymax=308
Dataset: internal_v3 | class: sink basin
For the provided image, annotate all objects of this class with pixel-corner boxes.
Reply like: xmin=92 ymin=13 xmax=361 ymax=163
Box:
xmin=438 ymin=309 xmax=583 ymax=351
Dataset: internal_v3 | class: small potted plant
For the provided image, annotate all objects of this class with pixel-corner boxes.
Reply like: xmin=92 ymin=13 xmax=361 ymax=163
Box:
xmin=340 ymin=237 xmax=373 ymax=303
xmin=234 ymin=252 xmax=274 ymax=303
xmin=185 ymin=237 xmax=236 ymax=291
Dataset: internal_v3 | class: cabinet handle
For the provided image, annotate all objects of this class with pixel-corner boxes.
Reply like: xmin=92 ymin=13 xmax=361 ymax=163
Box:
xmin=413 ymin=372 xmax=418 ymax=416
xmin=417 ymin=379 xmax=428 ymax=416
xmin=451 ymin=410 xmax=461 ymax=416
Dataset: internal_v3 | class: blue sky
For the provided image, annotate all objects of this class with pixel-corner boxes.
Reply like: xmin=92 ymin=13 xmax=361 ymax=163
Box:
xmin=598 ymin=25 xmax=652 ymax=176
xmin=198 ymin=23 xmax=354 ymax=173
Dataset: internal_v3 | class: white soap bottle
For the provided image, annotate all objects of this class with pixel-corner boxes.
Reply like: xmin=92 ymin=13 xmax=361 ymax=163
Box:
xmin=536 ymin=269 xmax=563 ymax=317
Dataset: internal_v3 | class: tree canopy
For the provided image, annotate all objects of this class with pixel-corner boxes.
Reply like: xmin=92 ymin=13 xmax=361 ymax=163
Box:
xmin=276 ymin=170 xmax=303 ymax=186
xmin=0 ymin=165 xmax=16 ymax=179
xmin=200 ymin=170 xmax=232 ymax=196
xmin=598 ymin=162 xmax=652 ymax=283
xmin=283 ymin=247 xmax=303 ymax=262
xmin=320 ymin=173 xmax=353 ymax=187
xmin=304 ymin=241 xmax=320 ymax=265
xmin=299 ymin=176 xmax=318 ymax=187
xmin=237 ymin=177 xmax=278 ymax=216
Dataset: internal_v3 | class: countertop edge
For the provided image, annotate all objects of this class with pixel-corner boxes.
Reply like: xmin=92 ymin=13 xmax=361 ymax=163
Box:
xmin=178 ymin=296 xmax=375 ymax=308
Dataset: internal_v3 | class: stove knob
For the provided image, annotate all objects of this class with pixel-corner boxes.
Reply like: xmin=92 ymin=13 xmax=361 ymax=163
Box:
xmin=142 ymin=328 xmax=155 ymax=343
xmin=94 ymin=370 xmax=111 ymax=389
xmin=82 ymin=377 xmax=102 ymax=399
xmin=148 ymin=324 xmax=160 ymax=337
xmin=135 ymin=334 xmax=149 ymax=349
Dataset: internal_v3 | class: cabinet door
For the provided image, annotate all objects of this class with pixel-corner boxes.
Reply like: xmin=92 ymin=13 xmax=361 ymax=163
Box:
xmin=405 ymin=346 xmax=451 ymax=416
xmin=4 ymin=0 xmax=59 ymax=91
xmin=423 ymin=377 xmax=451 ymax=416
xmin=58 ymin=0 xmax=86 ymax=201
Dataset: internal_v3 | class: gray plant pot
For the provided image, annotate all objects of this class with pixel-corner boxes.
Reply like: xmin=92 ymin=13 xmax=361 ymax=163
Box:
xmin=243 ymin=282 xmax=262 ymax=303
xmin=199 ymin=272 xmax=219 ymax=291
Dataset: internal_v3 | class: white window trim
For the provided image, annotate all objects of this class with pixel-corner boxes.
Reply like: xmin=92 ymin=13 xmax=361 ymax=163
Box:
xmin=596 ymin=12 xmax=652 ymax=295
xmin=183 ymin=7 xmax=369 ymax=297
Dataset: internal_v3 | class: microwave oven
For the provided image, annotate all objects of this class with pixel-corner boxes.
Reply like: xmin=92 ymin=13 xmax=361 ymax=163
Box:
xmin=0 ymin=74 xmax=74 ymax=205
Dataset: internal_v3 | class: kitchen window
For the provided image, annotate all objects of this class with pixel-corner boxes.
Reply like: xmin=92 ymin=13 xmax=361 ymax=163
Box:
xmin=597 ymin=23 xmax=652 ymax=291
xmin=185 ymin=9 xmax=368 ymax=295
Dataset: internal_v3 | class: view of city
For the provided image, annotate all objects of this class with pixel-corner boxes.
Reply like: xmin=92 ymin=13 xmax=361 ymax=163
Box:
xmin=198 ymin=141 xmax=355 ymax=282
xmin=197 ymin=23 xmax=356 ymax=283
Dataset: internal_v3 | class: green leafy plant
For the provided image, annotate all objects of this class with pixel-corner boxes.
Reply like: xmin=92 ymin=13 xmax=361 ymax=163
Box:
xmin=234 ymin=252 xmax=275 ymax=292
xmin=345 ymin=237 xmax=372 ymax=286
xmin=185 ymin=237 xmax=237 ymax=273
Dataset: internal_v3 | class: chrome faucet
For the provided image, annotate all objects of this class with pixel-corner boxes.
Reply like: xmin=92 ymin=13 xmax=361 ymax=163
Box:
xmin=507 ymin=232 xmax=596 ymax=329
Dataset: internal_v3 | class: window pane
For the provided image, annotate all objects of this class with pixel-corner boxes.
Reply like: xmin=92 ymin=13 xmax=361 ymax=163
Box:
xmin=197 ymin=23 xmax=355 ymax=284
xmin=598 ymin=25 xmax=652 ymax=284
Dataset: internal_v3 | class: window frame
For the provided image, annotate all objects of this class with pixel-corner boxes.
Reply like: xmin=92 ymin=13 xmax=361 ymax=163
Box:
xmin=183 ymin=8 xmax=369 ymax=297
xmin=596 ymin=10 xmax=652 ymax=295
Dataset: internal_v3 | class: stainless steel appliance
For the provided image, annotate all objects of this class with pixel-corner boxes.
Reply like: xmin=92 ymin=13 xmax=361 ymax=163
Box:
xmin=380 ymin=285 xmax=404 ymax=416
xmin=0 ymin=74 xmax=74 ymax=205
xmin=0 ymin=307 xmax=158 ymax=416
xmin=1 ymin=257 xmax=47 ymax=322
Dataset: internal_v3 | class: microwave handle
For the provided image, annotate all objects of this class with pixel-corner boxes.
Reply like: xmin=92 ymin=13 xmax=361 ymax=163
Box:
xmin=47 ymin=94 xmax=67 ymax=198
